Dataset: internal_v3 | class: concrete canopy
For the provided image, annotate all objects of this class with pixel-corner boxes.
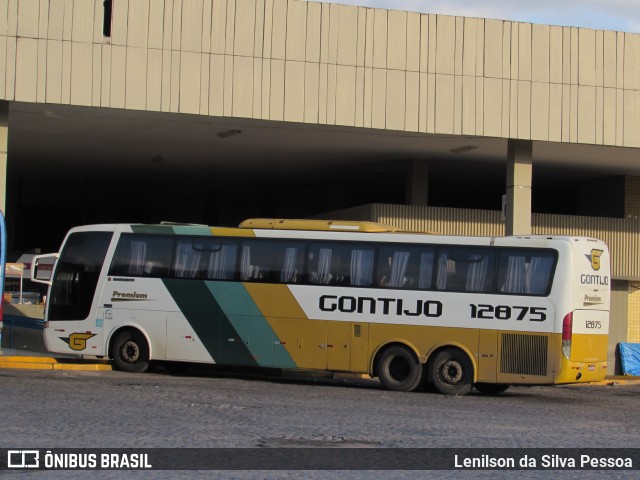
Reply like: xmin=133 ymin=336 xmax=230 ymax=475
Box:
xmin=5 ymin=100 xmax=640 ymax=252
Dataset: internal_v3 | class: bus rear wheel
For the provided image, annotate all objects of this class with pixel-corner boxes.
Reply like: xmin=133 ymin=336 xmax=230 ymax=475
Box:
xmin=376 ymin=345 xmax=423 ymax=392
xmin=111 ymin=330 xmax=150 ymax=373
xmin=475 ymin=383 xmax=510 ymax=395
xmin=430 ymin=348 xmax=473 ymax=396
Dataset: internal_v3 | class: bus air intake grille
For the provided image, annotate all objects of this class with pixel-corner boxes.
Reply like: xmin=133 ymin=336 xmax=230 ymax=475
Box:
xmin=500 ymin=334 xmax=548 ymax=376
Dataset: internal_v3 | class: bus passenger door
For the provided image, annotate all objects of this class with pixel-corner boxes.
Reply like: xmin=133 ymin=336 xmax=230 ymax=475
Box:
xmin=327 ymin=321 xmax=350 ymax=371
xmin=477 ymin=330 xmax=498 ymax=383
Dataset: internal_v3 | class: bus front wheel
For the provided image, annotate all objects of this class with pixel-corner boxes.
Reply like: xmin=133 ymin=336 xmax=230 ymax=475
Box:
xmin=111 ymin=330 xmax=150 ymax=373
xmin=376 ymin=345 xmax=423 ymax=392
xmin=430 ymin=348 xmax=473 ymax=395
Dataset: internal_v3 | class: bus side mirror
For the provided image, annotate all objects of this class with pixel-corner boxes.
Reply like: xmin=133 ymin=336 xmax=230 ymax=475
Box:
xmin=30 ymin=253 xmax=58 ymax=286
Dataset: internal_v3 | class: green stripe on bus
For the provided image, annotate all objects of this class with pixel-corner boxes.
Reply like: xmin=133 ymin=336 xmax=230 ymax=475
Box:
xmin=131 ymin=225 xmax=213 ymax=236
xmin=171 ymin=226 xmax=213 ymax=236
xmin=205 ymin=282 xmax=296 ymax=368
xmin=162 ymin=279 xmax=258 ymax=367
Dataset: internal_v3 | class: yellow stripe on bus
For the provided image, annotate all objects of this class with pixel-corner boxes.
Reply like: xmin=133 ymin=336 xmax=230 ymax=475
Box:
xmin=210 ymin=227 xmax=255 ymax=237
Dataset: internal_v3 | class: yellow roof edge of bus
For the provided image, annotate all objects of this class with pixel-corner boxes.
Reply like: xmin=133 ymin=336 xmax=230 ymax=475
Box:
xmin=239 ymin=218 xmax=403 ymax=233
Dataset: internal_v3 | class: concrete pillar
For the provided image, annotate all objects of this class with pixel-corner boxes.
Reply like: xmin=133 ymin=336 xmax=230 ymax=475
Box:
xmin=0 ymin=101 xmax=7 ymax=214
xmin=406 ymin=159 xmax=429 ymax=206
xmin=505 ymin=139 xmax=532 ymax=236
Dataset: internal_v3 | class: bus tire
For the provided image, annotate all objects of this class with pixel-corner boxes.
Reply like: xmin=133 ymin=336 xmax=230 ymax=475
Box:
xmin=475 ymin=383 xmax=510 ymax=395
xmin=430 ymin=348 xmax=473 ymax=396
xmin=110 ymin=330 xmax=150 ymax=373
xmin=376 ymin=345 xmax=423 ymax=392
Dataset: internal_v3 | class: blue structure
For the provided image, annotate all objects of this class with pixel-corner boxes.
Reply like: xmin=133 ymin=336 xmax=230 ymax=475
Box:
xmin=619 ymin=343 xmax=640 ymax=376
xmin=0 ymin=209 xmax=6 ymax=347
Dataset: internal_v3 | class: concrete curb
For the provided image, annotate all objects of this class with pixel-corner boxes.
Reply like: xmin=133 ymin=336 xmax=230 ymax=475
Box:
xmin=0 ymin=355 xmax=112 ymax=371
xmin=583 ymin=377 xmax=640 ymax=386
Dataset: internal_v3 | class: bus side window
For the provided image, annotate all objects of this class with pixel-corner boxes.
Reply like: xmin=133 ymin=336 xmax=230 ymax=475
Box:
xmin=201 ymin=241 xmax=238 ymax=280
xmin=376 ymin=246 xmax=435 ymax=289
xmin=109 ymin=235 xmax=173 ymax=278
xmin=240 ymin=240 xmax=304 ymax=284
xmin=377 ymin=248 xmax=410 ymax=288
xmin=307 ymin=243 xmax=373 ymax=287
xmin=307 ymin=246 xmax=334 ymax=285
xmin=436 ymin=248 xmax=495 ymax=292
xmin=174 ymin=238 xmax=239 ymax=280
xmin=326 ymin=245 xmax=350 ymax=285
xmin=349 ymin=248 xmax=374 ymax=287
xmin=174 ymin=240 xmax=205 ymax=278
xmin=498 ymin=250 xmax=555 ymax=295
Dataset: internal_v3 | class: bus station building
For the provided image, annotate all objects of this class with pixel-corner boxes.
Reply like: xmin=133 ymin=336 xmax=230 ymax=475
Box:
xmin=0 ymin=0 xmax=638 ymax=372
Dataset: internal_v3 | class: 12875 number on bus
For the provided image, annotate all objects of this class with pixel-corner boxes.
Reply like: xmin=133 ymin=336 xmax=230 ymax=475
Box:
xmin=470 ymin=304 xmax=547 ymax=322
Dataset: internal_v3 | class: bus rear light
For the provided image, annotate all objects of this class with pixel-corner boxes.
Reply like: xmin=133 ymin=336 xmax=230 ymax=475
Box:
xmin=562 ymin=312 xmax=573 ymax=359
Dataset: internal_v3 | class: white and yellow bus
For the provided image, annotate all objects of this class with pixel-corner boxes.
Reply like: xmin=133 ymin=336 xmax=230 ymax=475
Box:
xmin=31 ymin=218 xmax=610 ymax=395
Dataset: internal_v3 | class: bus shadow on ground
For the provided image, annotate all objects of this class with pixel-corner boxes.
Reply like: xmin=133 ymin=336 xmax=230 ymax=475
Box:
xmin=148 ymin=360 xmax=535 ymax=397
xmin=151 ymin=360 xmax=383 ymax=391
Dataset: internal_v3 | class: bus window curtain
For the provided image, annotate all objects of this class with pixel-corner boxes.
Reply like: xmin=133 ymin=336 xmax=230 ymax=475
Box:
xmin=526 ymin=256 xmax=554 ymax=294
xmin=280 ymin=247 xmax=298 ymax=283
xmin=436 ymin=253 xmax=448 ymax=290
xmin=466 ymin=255 xmax=489 ymax=292
xmin=350 ymin=250 xmax=374 ymax=286
xmin=503 ymin=256 xmax=526 ymax=293
xmin=175 ymin=242 xmax=201 ymax=278
xmin=317 ymin=248 xmax=332 ymax=284
xmin=389 ymin=251 xmax=410 ymax=288
xmin=206 ymin=245 xmax=237 ymax=280
xmin=240 ymin=245 xmax=252 ymax=280
xmin=418 ymin=251 xmax=434 ymax=289
xmin=127 ymin=241 xmax=147 ymax=276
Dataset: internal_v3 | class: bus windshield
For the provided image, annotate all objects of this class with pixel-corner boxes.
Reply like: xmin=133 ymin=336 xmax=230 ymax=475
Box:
xmin=48 ymin=232 xmax=112 ymax=321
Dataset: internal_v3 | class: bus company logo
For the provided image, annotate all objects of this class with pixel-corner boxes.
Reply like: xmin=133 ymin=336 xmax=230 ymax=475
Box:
xmin=7 ymin=450 xmax=39 ymax=469
xmin=318 ymin=294 xmax=443 ymax=318
xmin=60 ymin=332 xmax=97 ymax=351
xmin=111 ymin=291 xmax=149 ymax=302
xmin=585 ymin=249 xmax=604 ymax=271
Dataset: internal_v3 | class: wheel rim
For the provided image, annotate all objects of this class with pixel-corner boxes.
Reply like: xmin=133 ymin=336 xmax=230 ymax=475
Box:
xmin=441 ymin=359 xmax=463 ymax=385
xmin=388 ymin=355 xmax=411 ymax=382
xmin=120 ymin=340 xmax=140 ymax=364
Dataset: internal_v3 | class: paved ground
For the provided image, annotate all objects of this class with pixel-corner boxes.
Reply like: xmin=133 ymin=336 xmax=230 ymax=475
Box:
xmin=0 ymin=366 xmax=638 ymax=479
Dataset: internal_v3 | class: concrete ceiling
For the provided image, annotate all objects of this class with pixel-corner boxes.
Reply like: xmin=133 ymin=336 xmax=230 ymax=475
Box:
xmin=5 ymin=101 xmax=640 ymax=252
